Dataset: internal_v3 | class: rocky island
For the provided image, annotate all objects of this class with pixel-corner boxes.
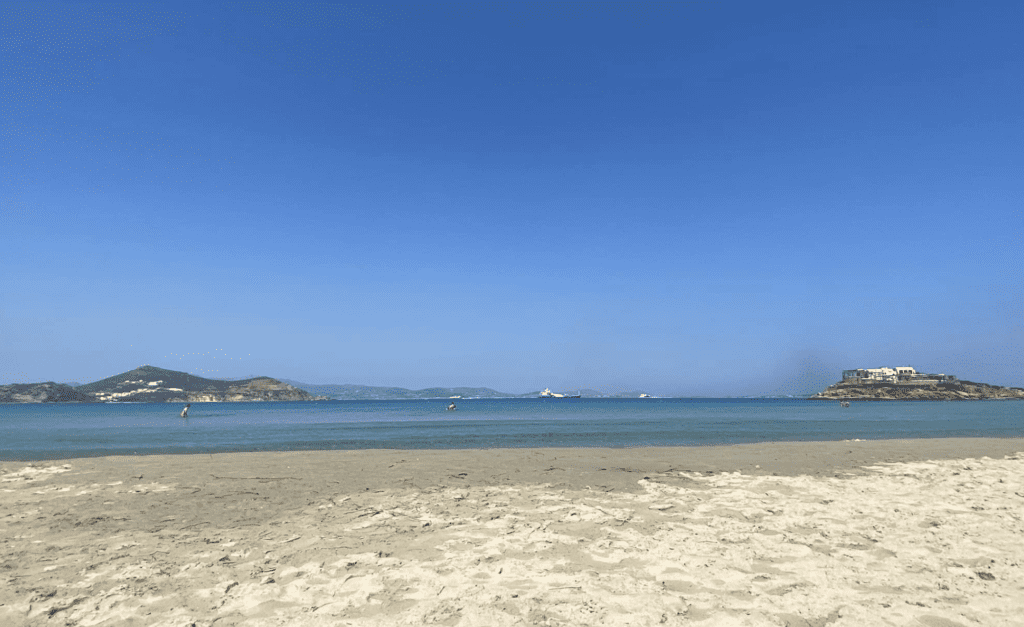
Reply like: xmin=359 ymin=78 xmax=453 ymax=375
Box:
xmin=811 ymin=379 xmax=1024 ymax=401
xmin=2 ymin=365 xmax=323 ymax=403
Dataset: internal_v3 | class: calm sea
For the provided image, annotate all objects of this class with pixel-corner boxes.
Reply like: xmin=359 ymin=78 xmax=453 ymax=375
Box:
xmin=1 ymin=398 xmax=1022 ymax=461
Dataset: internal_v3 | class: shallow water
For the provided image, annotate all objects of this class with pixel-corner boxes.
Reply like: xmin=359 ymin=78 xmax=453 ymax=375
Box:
xmin=1 ymin=398 xmax=1021 ymax=460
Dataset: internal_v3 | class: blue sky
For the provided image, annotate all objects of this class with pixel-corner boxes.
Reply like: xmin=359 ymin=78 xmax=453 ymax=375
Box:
xmin=2 ymin=1 xmax=1021 ymax=395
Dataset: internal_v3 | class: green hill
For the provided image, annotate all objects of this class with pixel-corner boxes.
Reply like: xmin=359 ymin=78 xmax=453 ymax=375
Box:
xmin=76 ymin=365 xmax=315 ymax=402
xmin=77 ymin=365 xmax=236 ymax=394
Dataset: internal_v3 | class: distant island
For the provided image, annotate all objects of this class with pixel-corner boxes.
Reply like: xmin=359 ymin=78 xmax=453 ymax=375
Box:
xmin=811 ymin=366 xmax=1024 ymax=400
xmin=0 ymin=365 xmax=320 ymax=403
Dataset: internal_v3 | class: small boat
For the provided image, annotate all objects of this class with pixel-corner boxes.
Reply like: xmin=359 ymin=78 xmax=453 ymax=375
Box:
xmin=447 ymin=402 xmax=457 ymax=411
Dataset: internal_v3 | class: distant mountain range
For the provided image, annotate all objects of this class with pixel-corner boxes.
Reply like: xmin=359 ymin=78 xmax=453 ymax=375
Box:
xmin=278 ymin=381 xmax=653 ymax=400
xmin=278 ymin=381 xmax=519 ymax=400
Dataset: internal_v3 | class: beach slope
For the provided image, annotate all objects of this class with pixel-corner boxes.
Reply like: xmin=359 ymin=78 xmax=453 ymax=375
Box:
xmin=2 ymin=440 xmax=1022 ymax=626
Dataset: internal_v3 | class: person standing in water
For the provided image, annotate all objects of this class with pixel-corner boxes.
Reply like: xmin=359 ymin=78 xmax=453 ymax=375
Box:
xmin=181 ymin=403 xmax=191 ymax=418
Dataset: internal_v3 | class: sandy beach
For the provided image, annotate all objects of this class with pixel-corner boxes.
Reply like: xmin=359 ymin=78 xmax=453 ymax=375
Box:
xmin=2 ymin=439 xmax=1023 ymax=626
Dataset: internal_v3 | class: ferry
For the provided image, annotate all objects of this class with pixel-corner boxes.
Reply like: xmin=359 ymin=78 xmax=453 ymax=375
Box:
xmin=540 ymin=388 xmax=581 ymax=398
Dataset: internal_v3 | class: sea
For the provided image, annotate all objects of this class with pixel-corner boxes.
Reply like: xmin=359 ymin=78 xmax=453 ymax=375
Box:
xmin=1 ymin=398 xmax=1022 ymax=461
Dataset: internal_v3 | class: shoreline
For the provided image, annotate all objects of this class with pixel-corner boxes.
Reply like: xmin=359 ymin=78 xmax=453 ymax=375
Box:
xmin=4 ymin=436 xmax=1024 ymax=480
xmin=4 ymin=438 xmax=1023 ymax=626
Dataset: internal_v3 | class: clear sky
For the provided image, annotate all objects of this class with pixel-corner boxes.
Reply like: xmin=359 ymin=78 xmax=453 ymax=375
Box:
xmin=2 ymin=1 xmax=1022 ymax=396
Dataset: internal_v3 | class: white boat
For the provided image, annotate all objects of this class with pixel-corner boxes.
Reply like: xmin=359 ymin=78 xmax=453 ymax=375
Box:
xmin=540 ymin=388 xmax=580 ymax=398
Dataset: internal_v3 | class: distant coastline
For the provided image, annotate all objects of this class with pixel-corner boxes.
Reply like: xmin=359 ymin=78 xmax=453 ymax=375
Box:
xmin=5 ymin=364 xmax=1021 ymax=404
xmin=0 ymin=366 xmax=653 ymax=403
xmin=278 ymin=381 xmax=653 ymax=400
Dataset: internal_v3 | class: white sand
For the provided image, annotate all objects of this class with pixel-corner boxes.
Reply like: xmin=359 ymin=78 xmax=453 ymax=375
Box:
xmin=1 ymin=443 xmax=1022 ymax=626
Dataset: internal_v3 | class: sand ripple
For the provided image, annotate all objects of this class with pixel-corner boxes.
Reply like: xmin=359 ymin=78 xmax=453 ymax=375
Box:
xmin=1 ymin=452 xmax=1022 ymax=626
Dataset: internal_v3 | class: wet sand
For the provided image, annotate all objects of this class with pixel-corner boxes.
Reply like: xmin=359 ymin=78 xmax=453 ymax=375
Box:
xmin=2 ymin=438 xmax=1023 ymax=626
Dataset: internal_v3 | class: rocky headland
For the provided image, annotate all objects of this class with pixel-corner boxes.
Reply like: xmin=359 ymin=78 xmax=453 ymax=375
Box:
xmin=0 ymin=382 xmax=96 ymax=403
xmin=810 ymin=379 xmax=1024 ymax=401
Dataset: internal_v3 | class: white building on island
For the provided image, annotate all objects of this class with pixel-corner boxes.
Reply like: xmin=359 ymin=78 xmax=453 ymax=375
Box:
xmin=842 ymin=366 xmax=957 ymax=385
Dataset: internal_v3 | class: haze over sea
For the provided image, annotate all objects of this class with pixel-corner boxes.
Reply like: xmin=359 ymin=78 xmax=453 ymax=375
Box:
xmin=3 ymin=399 xmax=1022 ymax=462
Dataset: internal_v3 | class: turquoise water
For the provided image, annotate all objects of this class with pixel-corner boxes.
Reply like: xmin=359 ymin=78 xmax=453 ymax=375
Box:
xmin=1 ymin=398 xmax=1021 ymax=461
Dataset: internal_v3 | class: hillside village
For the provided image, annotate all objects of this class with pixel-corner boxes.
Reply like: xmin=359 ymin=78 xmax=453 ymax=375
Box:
xmin=841 ymin=366 xmax=958 ymax=385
